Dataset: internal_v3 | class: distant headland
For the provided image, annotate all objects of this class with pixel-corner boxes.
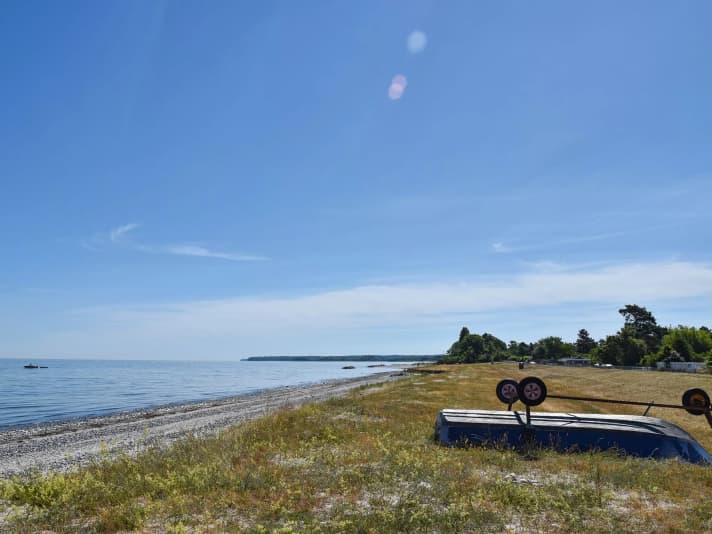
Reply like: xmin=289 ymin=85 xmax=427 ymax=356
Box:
xmin=243 ymin=355 xmax=442 ymax=362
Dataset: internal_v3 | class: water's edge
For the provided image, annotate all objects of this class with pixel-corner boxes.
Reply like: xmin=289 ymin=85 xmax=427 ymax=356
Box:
xmin=0 ymin=371 xmax=394 ymax=436
xmin=0 ymin=359 xmax=411 ymax=428
xmin=0 ymin=371 xmax=408 ymax=476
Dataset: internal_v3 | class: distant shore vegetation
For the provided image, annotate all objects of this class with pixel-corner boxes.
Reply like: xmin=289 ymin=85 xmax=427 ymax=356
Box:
xmin=245 ymin=355 xmax=440 ymax=362
xmin=440 ymin=304 xmax=712 ymax=368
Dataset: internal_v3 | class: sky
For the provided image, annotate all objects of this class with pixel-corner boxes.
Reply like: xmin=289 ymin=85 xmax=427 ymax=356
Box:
xmin=1 ymin=1 xmax=711 ymax=360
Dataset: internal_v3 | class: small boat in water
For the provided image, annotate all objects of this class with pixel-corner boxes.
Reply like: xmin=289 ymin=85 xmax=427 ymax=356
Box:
xmin=23 ymin=363 xmax=40 ymax=369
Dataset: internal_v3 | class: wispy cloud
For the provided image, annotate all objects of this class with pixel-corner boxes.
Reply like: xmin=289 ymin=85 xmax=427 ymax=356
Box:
xmin=492 ymin=231 xmax=630 ymax=254
xmin=110 ymin=223 xmax=141 ymax=242
xmin=160 ymin=245 xmax=267 ymax=262
xmin=91 ymin=224 xmax=266 ymax=262
xmin=59 ymin=260 xmax=712 ymax=358
xmin=492 ymin=242 xmax=512 ymax=253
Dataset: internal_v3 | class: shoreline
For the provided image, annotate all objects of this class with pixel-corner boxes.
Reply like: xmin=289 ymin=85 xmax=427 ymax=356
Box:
xmin=0 ymin=371 xmax=406 ymax=477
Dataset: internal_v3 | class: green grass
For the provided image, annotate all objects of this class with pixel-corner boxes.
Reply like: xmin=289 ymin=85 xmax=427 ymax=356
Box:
xmin=2 ymin=364 xmax=712 ymax=532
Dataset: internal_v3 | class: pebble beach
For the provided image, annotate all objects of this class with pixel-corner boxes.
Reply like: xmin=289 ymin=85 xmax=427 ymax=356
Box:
xmin=0 ymin=372 xmax=405 ymax=477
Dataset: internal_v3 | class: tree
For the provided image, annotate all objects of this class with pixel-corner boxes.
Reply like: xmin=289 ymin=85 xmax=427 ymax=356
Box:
xmin=482 ymin=333 xmax=507 ymax=357
xmin=460 ymin=334 xmax=487 ymax=363
xmin=441 ymin=306 xmax=708 ymax=366
xmin=441 ymin=330 xmax=509 ymax=364
xmin=507 ymin=340 xmax=533 ymax=359
xmin=518 ymin=342 xmax=533 ymax=358
xmin=458 ymin=327 xmax=470 ymax=342
xmin=657 ymin=326 xmax=712 ymax=362
xmin=618 ymin=304 xmax=665 ymax=353
xmin=442 ymin=332 xmax=485 ymax=363
xmin=575 ymin=329 xmax=597 ymax=355
xmin=532 ymin=336 xmax=575 ymax=360
xmin=594 ymin=327 xmax=647 ymax=366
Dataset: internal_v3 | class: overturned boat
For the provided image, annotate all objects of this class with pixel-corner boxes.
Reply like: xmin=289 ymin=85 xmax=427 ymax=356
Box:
xmin=435 ymin=376 xmax=712 ymax=465
xmin=435 ymin=409 xmax=712 ymax=464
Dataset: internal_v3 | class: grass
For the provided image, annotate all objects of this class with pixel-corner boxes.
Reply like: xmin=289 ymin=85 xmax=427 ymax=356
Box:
xmin=2 ymin=363 xmax=712 ymax=532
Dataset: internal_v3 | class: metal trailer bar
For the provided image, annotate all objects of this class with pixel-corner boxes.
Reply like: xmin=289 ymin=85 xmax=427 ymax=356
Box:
xmin=548 ymin=393 xmax=698 ymax=411
xmin=545 ymin=394 xmax=712 ymax=428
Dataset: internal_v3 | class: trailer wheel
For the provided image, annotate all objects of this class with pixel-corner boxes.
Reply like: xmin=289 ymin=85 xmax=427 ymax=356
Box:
xmin=517 ymin=377 xmax=547 ymax=406
xmin=682 ymin=388 xmax=711 ymax=416
xmin=496 ymin=379 xmax=519 ymax=404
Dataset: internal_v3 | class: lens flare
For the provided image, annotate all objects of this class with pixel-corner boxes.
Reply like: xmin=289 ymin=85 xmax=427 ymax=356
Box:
xmin=407 ymin=30 xmax=427 ymax=54
xmin=388 ymin=74 xmax=407 ymax=100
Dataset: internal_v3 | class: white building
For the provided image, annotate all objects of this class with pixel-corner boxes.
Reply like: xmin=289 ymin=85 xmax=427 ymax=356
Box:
xmin=656 ymin=361 xmax=706 ymax=373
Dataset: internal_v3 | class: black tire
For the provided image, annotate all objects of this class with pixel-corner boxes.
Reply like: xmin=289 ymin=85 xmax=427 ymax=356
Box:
xmin=496 ymin=379 xmax=519 ymax=404
xmin=682 ymin=388 xmax=711 ymax=416
xmin=517 ymin=376 xmax=547 ymax=406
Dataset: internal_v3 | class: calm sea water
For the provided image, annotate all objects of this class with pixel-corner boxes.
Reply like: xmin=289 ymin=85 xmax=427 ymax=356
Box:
xmin=0 ymin=359 xmax=405 ymax=429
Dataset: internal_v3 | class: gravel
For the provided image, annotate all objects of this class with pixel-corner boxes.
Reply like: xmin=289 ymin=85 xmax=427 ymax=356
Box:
xmin=0 ymin=372 xmax=405 ymax=477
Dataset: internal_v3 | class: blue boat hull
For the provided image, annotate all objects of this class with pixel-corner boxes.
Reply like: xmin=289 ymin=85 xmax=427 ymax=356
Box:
xmin=435 ymin=409 xmax=712 ymax=465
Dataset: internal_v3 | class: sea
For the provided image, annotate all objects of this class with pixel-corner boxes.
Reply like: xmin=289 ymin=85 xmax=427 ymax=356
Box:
xmin=0 ymin=358 xmax=407 ymax=429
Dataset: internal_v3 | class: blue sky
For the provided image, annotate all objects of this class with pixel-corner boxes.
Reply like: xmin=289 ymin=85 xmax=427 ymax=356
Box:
xmin=1 ymin=1 xmax=711 ymax=359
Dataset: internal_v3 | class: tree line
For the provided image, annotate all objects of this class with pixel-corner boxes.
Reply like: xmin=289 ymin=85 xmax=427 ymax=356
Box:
xmin=440 ymin=304 xmax=712 ymax=367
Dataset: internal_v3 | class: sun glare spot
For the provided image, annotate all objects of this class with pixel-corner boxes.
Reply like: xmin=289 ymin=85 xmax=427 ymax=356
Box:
xmin=407 ymin=30 xmax=427 ymax=54
xmin=388 ymin=74 xmax=407 ymax=100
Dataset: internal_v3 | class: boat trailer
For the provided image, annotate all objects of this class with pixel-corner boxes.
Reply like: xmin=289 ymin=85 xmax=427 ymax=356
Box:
xmin=495 ymin=376 xmax=712 ymax=427
xmin=435 ymin=377 xmax=712 ymax=464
